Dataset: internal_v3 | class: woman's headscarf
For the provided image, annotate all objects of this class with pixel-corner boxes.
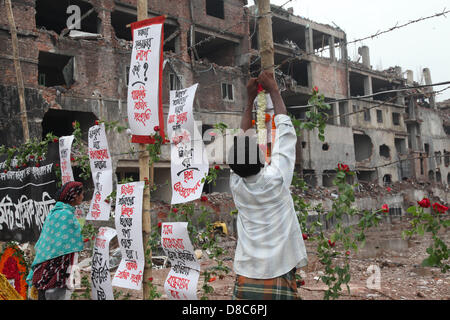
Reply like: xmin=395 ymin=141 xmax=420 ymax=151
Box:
xmin=54 ymin=181 xmax=83 ymax=204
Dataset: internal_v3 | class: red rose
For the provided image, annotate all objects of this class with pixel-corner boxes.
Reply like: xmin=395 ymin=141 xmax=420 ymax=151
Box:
xmin=328 ymin=240 xmax=335 ymax=247
xmin=95 ymin=120 xmax=99 ymax=125
xmin=432 ymin=202 xmax=448 ymax=214
xmin=154 ymin=126 xmax=160 ymax=132
xmin=345 ymin=251 xmax=350 ymax=256
xmin=313 ymin=86 xmax=319 ymax=93
xmin=172 ymin=208 xmax=178 ymax=213
xmin=22 ymin=163 xmax=27 ymax=167
xmin=214 ymin=165 xmax=221 ymax=170
xmin=83 ymin=238 xmax=90 ymax=242
xmin=104 ymin=198 xmax=110 ymax=204
xmin=257 ymin=83 xmax=264 ymax=93
xmin=201 ymin=196 xmax=208 ymax=202
xmin=70 ymin=157 xmax=75 ymax=162
xmin=72 ymin=121 xmax=76 ymax=128
xmin=386 ymin=187 xmax=392 ymax=192
xmin=337 ymin=163 xmax=349 ymax=172
xmin=38 ymin=156 xmax=43 ymax=161
xmin=148 ymin=277 xmax=153 ymax=282
xmin=53 ymin=138 xmax=58 ymax=143
xmin=29 ymin=155 xmax=34 ymax=159
xmin=3 ymin=170 xmax=7 ymax=173
xmin=302 ymin=233 xmax=308 ymax=240
xmin=381 ymin=204 xmax=389 ymax=213
xmin=55 ymin=163 xmax=59 ymax=167
xmin=417 ymin=198 xmax=431 ymax=208
xmin=35 ymin=163 xmax=40 ymax=168
xmin=208 ymin=277 xmax=216 ymax=282
xmin=157 ymin=222 xmax=162 ymax=228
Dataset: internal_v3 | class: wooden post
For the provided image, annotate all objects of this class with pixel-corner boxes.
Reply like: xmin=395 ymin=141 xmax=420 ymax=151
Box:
xmin=256 ymin=0 xmax=275 ymax=159
xmin=256 ymin=0 xmax=274 ymax=73
xmin=136 ymin=0 xmax=153 ymax=300
xmin=5 ymin=0 xmax=29 ymax=142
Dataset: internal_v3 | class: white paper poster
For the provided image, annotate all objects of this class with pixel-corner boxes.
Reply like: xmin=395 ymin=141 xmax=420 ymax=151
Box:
xmin=87 ymin=124 xmax=113 ymax=221
xmin=127 ymin=16 xmax=165 ymax=144
xmin=168 ymin=84 xmax=209 ymax=204
xmin=58 ymin=135 xmax=74 ymax=185
xmin=161 ymin=222 xmax=200 ymax=300
xmin=91 ymin=227 xmax=117 ymax=300
xmin=112 ymin=181 xmax=145 ymax=290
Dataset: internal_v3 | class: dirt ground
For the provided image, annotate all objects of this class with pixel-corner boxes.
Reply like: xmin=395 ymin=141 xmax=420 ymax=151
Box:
xmin=76 ymin=217 xmax=449 ymax=300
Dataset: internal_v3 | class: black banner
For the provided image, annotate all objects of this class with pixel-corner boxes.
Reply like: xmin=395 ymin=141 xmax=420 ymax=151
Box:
xmin=0 ymin=143 xmax=59 ymax=243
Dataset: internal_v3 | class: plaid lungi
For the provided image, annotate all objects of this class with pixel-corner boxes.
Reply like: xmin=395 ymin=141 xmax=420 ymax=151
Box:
xmin=232 ymin=268 xmax=299 ymax=300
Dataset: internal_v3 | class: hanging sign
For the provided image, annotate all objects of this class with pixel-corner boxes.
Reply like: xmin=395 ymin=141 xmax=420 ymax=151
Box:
xmin=58 ymin=135 xmax=74 ymax=185
xmin=127 ymin=15 xmax=166 ymax=144
xmin=91 ymin=227 xmax=117 ymax=300
xmin=161 ymin=222 xmax=200 ymax=300
xmin=86 ymin=124 xmax=113 ymax=221
xmin=111 ymin=181 xmax=145 ymax=290
xmin=168 ymin=84 xmax=209 ymax=204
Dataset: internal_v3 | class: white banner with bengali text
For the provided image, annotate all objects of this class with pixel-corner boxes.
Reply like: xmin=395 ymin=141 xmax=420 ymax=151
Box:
xmin=161 ymin=222 xmax=200 ymax=300
xmin=58 ymin=135 xmax=74 ymax=185
xmin=91 ymin=227 xmax=117 ymax=300
xmin=87 ymin=124 xmax=113 ymax=221
xmin=111 ymin=181 xmax=145 ymax=290
xmin=168 ymin=84 xmax=209 ymax=204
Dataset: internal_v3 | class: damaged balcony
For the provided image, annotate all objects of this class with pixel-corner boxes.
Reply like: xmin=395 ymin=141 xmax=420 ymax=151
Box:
xmin=191 ymin=29 xmax=241 ymax=67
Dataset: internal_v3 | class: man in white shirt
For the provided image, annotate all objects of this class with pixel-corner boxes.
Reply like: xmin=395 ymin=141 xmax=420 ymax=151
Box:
xmin=228 ymin=71 xmax=307 ymax=300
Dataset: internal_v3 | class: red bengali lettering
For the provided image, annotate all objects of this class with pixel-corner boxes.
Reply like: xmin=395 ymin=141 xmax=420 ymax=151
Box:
xmin=162 ymin=237 xmax=185 ymax=250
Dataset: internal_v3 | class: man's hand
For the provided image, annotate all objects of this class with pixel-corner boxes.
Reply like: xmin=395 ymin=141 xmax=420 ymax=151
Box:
xmin=257 ymin=71 xmax=286 ymax=115
xmin=247 ymin=77 xmax=258 ymax=106
xmin=257 ymin=71 xmax=278 ymax=94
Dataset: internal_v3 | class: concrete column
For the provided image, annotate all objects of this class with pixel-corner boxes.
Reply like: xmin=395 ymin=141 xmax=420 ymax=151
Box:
xmin=364 ymin=76 xmax=373 ymax=98
xmin=423 ymin=68 xmax=436 ymax=109
xmin=358 ymin=46 xmax=371 ymax=69
xmin=340 ymin=36 xmax=348 ymax=62
xmin=329 ymin=36 xmax=336 ymax=60
xmin=406 ymin=70 xmax=414 ymax=84
xmin=333 ymin=102 xmax=340 ymax=125
xmin=305 ymin=26 xmax=314 ymax=54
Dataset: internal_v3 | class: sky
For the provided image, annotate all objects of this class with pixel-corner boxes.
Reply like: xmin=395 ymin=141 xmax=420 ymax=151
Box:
xmin=246 ymin=0 xmax=450 ymax=102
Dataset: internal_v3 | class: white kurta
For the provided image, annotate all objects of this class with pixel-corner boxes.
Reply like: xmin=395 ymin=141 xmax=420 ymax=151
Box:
xmin=230 ymin=114 xmax=308 ymax=279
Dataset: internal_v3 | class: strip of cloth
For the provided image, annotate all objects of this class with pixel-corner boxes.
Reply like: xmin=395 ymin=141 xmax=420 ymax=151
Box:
xmin=32 ymin=253 xmax=74 ymax=290
xmin=232 ymin=268 xmax=299 ymax=300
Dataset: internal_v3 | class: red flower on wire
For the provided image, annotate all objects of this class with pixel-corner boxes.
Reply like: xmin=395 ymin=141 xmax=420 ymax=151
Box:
xmin=432 ymin=202 xmax=448 ymax=214
xmin=417 ymin=198 xmax=431 ymax=208
xmin=381 ymin=204 xmax=389 ymax=213
xmin=337 ymin=163 xmax=349 ymax=172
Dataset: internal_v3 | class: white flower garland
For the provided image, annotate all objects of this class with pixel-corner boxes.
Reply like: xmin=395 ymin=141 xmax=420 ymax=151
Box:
xmin=256 ymin=91 xmax=267 ymax=146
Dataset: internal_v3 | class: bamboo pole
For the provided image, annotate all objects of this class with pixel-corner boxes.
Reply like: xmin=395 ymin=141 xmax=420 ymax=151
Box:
xmin=136 ymin=0 xmax=153 ymax=300
xmin=256 ymin=0 xmax=274 ymax=74
xmin=5 ymin=0 xmax=29 ymax=142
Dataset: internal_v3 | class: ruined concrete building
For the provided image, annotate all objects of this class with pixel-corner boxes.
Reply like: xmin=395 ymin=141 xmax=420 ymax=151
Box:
xmin=1 ymin=1 xmax=449 ymax=203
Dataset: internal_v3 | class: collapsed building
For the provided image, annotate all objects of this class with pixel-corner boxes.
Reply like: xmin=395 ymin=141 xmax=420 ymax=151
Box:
xmin=0 ymin=1 xmax=449 ymax=207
